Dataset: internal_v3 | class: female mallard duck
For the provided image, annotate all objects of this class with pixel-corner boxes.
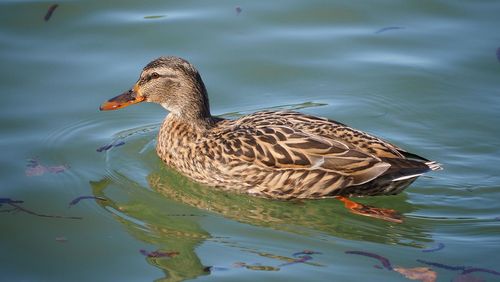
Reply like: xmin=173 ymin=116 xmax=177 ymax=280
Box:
xmin=100 ymin=56 xmax=440 ymax=220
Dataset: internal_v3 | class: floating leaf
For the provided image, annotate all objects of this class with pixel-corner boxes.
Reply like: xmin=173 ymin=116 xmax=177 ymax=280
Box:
xmin=394 ymin=266 xmax=437 ymax=282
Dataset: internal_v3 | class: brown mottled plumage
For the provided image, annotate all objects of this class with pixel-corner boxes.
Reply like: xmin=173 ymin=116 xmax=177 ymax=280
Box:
xmin=100 ymin=56 xmax=441 ymax=200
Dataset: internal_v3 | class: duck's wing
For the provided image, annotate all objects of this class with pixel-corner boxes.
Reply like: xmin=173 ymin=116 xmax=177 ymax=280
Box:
xmin=254 ymin=111 xmax=441 ymax=171
xmin=207 ymin=124 xmax=391 ymax=187
xmin=236 ymin=110 xmax=409 ymax=159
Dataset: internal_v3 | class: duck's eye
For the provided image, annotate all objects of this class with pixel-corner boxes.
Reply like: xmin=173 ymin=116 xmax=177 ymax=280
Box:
xmin=151 ymin=72 xmax=160 ymax=79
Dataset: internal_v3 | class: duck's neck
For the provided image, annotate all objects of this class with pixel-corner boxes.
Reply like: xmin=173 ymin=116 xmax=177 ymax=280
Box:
xmin=166 ymin=113 xmax=218 ymax=133
xmin=163 ymin=72 xmax=216 ymax=130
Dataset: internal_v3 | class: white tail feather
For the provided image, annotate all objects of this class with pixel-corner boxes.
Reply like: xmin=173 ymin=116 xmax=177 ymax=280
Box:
xmin=392 ymin=173 xmax=423 ymax=182
xmin=392 ymin=161 xmax=442 ymax=182
xmin=425 ymin=161 xmax=443 ymax=171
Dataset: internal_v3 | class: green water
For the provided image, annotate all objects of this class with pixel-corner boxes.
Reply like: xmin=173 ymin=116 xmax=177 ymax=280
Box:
xmin=1 ymin=1 xmax=500 ymax=281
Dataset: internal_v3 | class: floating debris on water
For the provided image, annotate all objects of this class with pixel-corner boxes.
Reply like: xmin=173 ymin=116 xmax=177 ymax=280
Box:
xmin=112 ymin=140 xmax=125 ymax=147
xmin=345 ymin=250 xmax=442 ymax=281
xmin=394 ymin=266 xmax=437 ymax=282
xmin=25 ymin=158 xmax=69 ymax=176
xmin=462 ymin=267 xmax=500 ymax=276
xmin=292 ymin=250 xmax=322 ymax=257
xmin=233 ymin=262 xmax=279 ymax=271
xmin=68 ymin=196 xmax=107 ymax=208
xmin=345 ymin=250 xmax=393 ymax=270
xmin=96 ymin=140 xmax=125 ymax=152
xmin=228 ymin=249 xmax=323 ymax=272
xmin=422 ymin=242 xmax=445 ymax=253
xmin=1 ymin=198 xmax=24 ymax=205
xmin=417 ymin=259 xmax=500 ymax=277
xmin=417 ymin=259 xmax=465 ymax=271
xmin=496 ymin=47 xmax=500 ymax=63
xmin=140 ymin=249 xmax=179 ymax=258
xmin=228 ymin=249 xmax=324 ymax=272
xmin=279 ymin=255 xmax=313 ymax=267
xmin=245 ymin=264 xmax=280 ymax=271
xmin=235 ymin=6 xmax=242 ymax=15
xmin=0 ymin=197 xmax=81 ymax=220
xmin=278 ymin=249 xmax=323 ymax=267
xmin=144 ymin=15 xmax=166 ymax=19
xmin=97 ymin=144 xmax=113 ymax=152
xmin=375 ymin=26 xmax=404 ymax=34
xmin=44 ymin=4 xmax=58 ymax=21
xmin=255 ymin=250 xmax=322 ymax=266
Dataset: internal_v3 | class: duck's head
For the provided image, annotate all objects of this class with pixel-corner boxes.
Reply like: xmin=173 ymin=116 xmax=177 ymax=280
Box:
xmin=100 ymin=56 xmax=211 ymax=119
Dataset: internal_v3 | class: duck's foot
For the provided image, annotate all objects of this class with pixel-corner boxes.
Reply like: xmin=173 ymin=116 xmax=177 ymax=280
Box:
xmin=335 ymin=196 xmax=403 ymax=223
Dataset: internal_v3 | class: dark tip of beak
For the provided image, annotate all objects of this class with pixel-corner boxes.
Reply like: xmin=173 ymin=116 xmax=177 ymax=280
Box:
xmin=100 ymin=89 xmax=145 ymax=111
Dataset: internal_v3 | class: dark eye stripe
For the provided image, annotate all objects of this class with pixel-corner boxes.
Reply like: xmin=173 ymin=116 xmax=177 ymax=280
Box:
xmin=140 ymin=73 xmax=179 ymax=84
xmin=150 ymin=73 xmax=178 ymax=80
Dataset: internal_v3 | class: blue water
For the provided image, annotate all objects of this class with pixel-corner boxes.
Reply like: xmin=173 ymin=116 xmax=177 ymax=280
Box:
xmin=1 ymin=1 xmax=500 ymax=281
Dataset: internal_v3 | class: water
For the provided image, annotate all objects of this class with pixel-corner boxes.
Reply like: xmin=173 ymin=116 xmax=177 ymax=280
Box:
xmin=1 ymin=0 xmax=500 ymax=281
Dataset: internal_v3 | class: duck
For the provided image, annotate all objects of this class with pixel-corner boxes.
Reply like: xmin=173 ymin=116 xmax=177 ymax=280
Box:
xmin=100 ymin=56 xmax=441 ymax=221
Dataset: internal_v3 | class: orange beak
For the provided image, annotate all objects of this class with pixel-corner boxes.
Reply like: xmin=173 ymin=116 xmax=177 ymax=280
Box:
xmin=100 ymin=84 xmax=145 ymax=111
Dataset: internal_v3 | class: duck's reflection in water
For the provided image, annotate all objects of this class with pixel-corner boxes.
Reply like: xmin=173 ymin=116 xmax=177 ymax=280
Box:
xmin=91 ymin=165 xmax=430 ymax=281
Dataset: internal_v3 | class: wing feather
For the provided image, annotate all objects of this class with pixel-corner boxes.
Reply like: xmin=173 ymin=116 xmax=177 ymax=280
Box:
xmin=236 ymin=110 xmax=407 ymax=159
xmin=209 ymin=124 xmax=391 ymax=187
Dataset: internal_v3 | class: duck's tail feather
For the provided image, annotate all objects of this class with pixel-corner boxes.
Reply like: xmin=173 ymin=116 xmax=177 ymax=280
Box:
xmin=425 ymin=161 xmax=443 ymax=171
xmin=389 ymin=160 xmax=442 ymax=182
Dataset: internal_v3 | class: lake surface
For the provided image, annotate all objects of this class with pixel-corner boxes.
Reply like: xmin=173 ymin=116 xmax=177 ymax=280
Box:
xmin=1 ymin=1 xmax=500 ymax=281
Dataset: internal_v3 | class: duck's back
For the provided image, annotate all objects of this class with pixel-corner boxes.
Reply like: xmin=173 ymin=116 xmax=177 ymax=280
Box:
xmin=157 ymin=110 xmax=438 ymax=199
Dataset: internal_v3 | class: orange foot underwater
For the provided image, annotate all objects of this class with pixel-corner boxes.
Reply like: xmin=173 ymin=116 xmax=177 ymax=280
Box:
xmin=336 ymin=196 xmax=403 ymax=223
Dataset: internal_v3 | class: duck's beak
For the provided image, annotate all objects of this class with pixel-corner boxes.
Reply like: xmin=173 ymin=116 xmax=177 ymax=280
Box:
xmin=100 ymin=84 xmax=145 ymax=111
